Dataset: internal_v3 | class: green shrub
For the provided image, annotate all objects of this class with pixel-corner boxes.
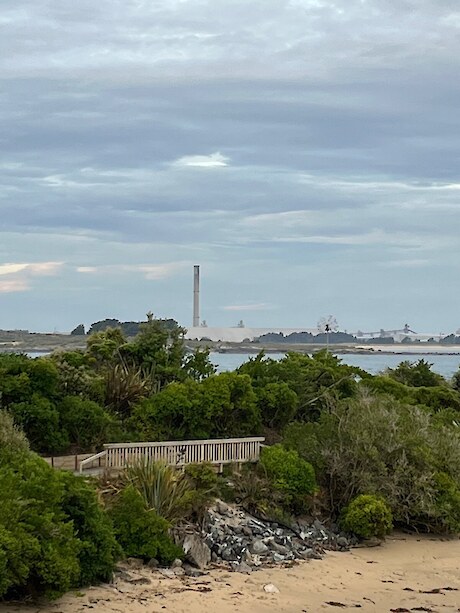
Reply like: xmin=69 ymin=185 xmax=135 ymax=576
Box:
xmin=232 ymin=464 xmax=273 ymax=515
xmin=0 ymin=430 xmax=119 ymax=599
xmin=121 ymin=461 xmax=194 ymax=524
xmin=260 ymin=444 xmax=316 ymax=513
xmin=0 ymin=411 xmax=29 ymax=459
xmin=255 ymin=382 xmax=299 ymax=429
xmin=58 ymin=396 xmax=114 ymax=451
xmin=342 ymin=494 xmax=393 ymax=539
xmin=184 ymin=463 xmax=220 ymax=518
xmin=386 ymin=359 xmax=446 ymax=388
xmin=109 ymin=486 xmax=183 ymax=565
xmin=130 ymin=372 xmax=261 ymax=441
xmin=283 ymin=391 xmax=460 ymax=532
xmin=0 ymin=454 xmax=81 ymax=599
xmin=431 ymin=473 xmax=460 ymax=534
xmin=59 ymin=472 xmax=120 ymax=586
xmin=9 ymin=394 xmax=69 ymax=454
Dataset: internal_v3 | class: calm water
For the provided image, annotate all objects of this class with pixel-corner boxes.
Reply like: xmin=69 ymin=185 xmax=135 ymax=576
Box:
xmin=212 ymin=352 xmax=460 ymax=379
xmin=18 ymin=350 xmax=460 ymax=380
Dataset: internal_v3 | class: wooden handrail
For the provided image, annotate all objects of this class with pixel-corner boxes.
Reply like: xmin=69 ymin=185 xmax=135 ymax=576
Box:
xmin=79 ymin=437 xmax=265 ymax=474
xmin=103 ymin=436 xmax=265 ymax=449
xmin=79 ymin=450 xmax=107 ymax=473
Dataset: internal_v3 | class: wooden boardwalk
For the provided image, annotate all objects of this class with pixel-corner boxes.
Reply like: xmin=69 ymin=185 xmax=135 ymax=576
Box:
xmin=79 ymin=437 xmax=265 ymax=474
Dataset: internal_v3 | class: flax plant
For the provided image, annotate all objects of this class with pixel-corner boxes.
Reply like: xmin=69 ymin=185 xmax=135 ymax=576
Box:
xmin=121 ymin=460 xmax=194 ymax=524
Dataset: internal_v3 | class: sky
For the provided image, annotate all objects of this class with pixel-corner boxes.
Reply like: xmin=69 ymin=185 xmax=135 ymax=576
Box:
xmin=1 ymin=0 xmax=460 ymax=334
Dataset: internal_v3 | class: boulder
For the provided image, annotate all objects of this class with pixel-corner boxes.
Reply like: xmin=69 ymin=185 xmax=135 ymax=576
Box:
xmin=182 ymin=533 xmax=211 ymax=569
xmin=250 ymin=539 xmax=269 ymax=555
xmin=183 ymin=564 xmax=208 ymax=577
xmin=231 ymin=561 xmax=252 ymax=574
xmin=216 ymin=500 xmax=231 ymax=515
xmin=171 ymin=558 xmax=183 ymax=568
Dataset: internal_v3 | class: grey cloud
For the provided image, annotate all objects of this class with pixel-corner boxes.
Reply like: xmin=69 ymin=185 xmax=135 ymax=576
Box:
xmin=1 ymin=0 xmax=460 ymax=331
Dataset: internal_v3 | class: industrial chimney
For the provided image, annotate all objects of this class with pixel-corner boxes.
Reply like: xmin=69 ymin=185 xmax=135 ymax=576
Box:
xmin=193 ymin=265 xmax=200 ymax=327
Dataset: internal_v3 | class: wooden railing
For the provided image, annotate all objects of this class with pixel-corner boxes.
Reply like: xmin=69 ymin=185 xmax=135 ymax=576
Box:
xmin=79 ymin=437 xmax=265 ymax=474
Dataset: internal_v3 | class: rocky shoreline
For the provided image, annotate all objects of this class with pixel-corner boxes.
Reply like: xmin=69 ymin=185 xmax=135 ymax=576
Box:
xmin=122 ymin=501 xmax=356 ymax=580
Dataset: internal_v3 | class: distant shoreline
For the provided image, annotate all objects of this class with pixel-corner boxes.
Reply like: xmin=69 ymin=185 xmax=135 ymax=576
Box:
xmin=1 ymin=331 xmax=460 ymax=356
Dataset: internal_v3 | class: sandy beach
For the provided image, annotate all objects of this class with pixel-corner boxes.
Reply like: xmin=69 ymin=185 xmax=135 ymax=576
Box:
xmin=3 ymin=534 xmax=459 ymax=613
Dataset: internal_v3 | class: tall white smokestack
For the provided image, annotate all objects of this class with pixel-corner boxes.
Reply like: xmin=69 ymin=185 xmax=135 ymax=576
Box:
xmin=193 ymin=265 xmax=200 ymax=327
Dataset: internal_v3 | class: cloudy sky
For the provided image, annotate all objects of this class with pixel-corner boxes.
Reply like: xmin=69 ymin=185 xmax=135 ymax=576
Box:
xmin=1 ymin=0 xmax=460 ymax=333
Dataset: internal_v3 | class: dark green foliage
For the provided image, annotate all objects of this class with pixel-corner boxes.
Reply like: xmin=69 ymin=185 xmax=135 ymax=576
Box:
xmin=109 ymin=486 xmax=183 ymax=564
xmin=260 ymin=444 xmax=316 ymax=513
xmin=27 ymin=358 xmax=60 ymax=397
xmin=431 ymin=473 xmax=460 ymax=534
xmin=121 ymin=317 xmax=186 ymax=388
xmin=282 ymin=421 xmax=325 ymax=471
xmin=88 ymin=319 xmax=123 ymax=334
xmin=342 ymin=495 xmax=393 ymax=539
xmin=121 ymin=461 xmax=194 ymax=524
xmin=255 ymin=382 xmax=298 ymax=429
xmin=231 ymin=464 xmax=273 ymax=515
xmin=363 ymin=374 xmax=460 ymax=413
xmin=131 ymin=372 xmax=261 ymax=441
xmin=283 ymin=392 xmax=460 ymax=532
xmin=58 ymin=472 xmax=120 ymax=586
xmin=51 ymin=351 xmax=104 ymax=403
xmin=362 ymin=375 xmax=413 ymax=402
xmin=0 ymin=435 xmax=119 ymax=600
xmin=386 ymin=359 xmax=445 ymax=388
xmin=104 ymin=360 xmax=153 ymax=417
xmin=452 ymin=368 xmax=460 ymax=392
xmin=9 ymin=394 xmax=69 ymax=454
xmin=184 ymin=463 xmax=220 ymax=518
xmin=58 ymin=396 xmax=114 ymax=452
xmin=86 ymin=328 xmax=127 ymax=367
xmin=183 ymin=348 xmax=216 ymax=381
xmin=87 ymin=317 xmax=180 ymax=337
xmin=238 ymin=350 xmax=361 ymax=421
xmin=0 ymin=353 xmax=59 ymax=407
xmin=412 ymin=386 xmax=460 ymax=412
xmin=0 ymin=454 xmax=80 ymax=599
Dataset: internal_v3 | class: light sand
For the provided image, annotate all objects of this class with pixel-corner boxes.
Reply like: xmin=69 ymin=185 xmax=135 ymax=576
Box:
xmin=3 ymin=534 xmax=460 ymax=613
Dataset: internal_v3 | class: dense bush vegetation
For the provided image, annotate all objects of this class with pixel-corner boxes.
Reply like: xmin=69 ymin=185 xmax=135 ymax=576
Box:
xmin=342 ymin=495 xmax=393 ymax=539
xmin=0 ymin=414 xmax=119 ymax=600
xmin=283 ymin=392 xmax=460 ymax=532
xmin=2 ymin=315 xmax=460 ymax=601
xmin=260 ymin=444 xmax=316 ymax=513
xmin=109 ymin=486 xmax=182 ymax=564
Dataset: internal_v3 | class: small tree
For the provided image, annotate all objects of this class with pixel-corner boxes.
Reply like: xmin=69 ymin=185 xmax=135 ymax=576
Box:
xmin=260 ymin=444 xmax=316 ymax=513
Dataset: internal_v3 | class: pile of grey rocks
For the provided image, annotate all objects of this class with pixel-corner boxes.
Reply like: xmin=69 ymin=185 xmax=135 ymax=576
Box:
xmin=175 ymin=500 xmax=354 ymax=574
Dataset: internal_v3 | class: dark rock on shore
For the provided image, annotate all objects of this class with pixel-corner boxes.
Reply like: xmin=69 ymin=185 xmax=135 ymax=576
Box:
xmin=173 ymin=500 xmax=352 ymax=574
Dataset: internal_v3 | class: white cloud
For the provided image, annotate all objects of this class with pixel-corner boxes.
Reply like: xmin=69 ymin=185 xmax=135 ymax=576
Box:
xmin=0 ymin=262 xmax=63 ymax=276
xmin=0 ymin=279 xmax=29 ymax=293
xmin=172 ymin=152 xmax=229 ymax=168
xmin=77 ymin=266 xmax=98 ymax=273
xmin=27 ymin=262 xmax=64 ymax=275
xmin=75 ymin=262 xmax=189 ymax=279
xmin=0 ymin=263 xmax=29 ymax=276
xmin=0 ymin=261 xmax=63 ymax=294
